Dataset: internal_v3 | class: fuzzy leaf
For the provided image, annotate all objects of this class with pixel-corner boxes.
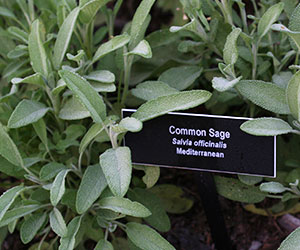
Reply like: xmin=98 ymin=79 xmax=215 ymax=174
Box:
xmin=271 ymin=24 xmax=300 ymax=51
xmin=0 ymin=123 xmax=24 ymax=167
xmin=8 ymin=100 xmax=49 ymax=128
xmin=286 ymin=71 xmax=300 ymax=121
xmin=118 ymin=117 xmax=143 ymax=133
xmin=11 ymin=73 xmax=45 ymax=88
xmin=223 ymin=28 xmax=241 ymax=65
xmin=279 ymin=227 xmax=300 ymax=250
xmin=79 ymin=0 xmax=110 ymax=24
xmin=53 ymin=7 xmax=80 ymax=69
xmin=33 ymin=118 xmax=48 ymax=147
xmin=158 ymin=66 xmax=202 ymax=91
xmin=258 ymin=3 xmax=284 ymax=39
xmin=95 ymin=239 xmax=114 ymax=250
xmin=76 ymin=164 xmax=107 ymax=214
xmin=236 ymin=80 xmax=290 ymax=114
xmin=28 ymin=20 xmax=50 ymax=78
xmin=127 ymin=40 xmax=152 ymax=58
xmin=240 ymin=118 xmax=293 ymax=136
xmin=0 ymin=185 xmax=24 ymax=222
xmin=131 ymin=81 xmax=179 ymax=101
xmin=84 ymin=70 xmax=115 ymax=83
xmin=59 ymin=216 xmax=82 ymax=250
xmin=126 ymin=222 xmax=175 ymax=250
xmin=260 ymin=182 xmax=286 ymax=194
xmin=59 ymin=96 xmax=90 ymax=120
xmin=93 ymin=34 xmax=130 ymax=63
xmin=50 ymin=207 xmax=67 ymax=237
xmin=50 ymin=169 xmax=71 ymax=206
xmin=288 ymin=3 xmax=300 ymax=51
xmin=98 ymin=197 xmax=151 ymax=217
xmin=99 ymin=147 xmax=132 ymax=197
xmin=132 ymin=90 xmax=211 ymax=122
xmin=20 ymin=213 xmax=46 ymax=244
xmin=40 ymin=162 xmax=67 ymax=181
xmin=212 ymin=76 xmax=242 ymax=92
xmin=59 ymin=70 xmax=106 ymax=123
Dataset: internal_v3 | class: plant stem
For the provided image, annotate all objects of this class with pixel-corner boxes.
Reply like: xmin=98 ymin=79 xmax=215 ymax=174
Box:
xmin=121 ymin=51 xmax=133 ymax=106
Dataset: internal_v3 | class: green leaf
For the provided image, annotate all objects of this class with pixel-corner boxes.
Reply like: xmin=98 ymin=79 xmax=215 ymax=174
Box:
xmin=131 ymin=81 xmax=179 ymax=101
xmin=271 ymin=24 xmax=300 ymax=51
xmin=214 ymin=176 xmax=266 ymax=203
xmin=0 ymin=84 xmax=18 ymax=103
xmin=52 ymin=79 xmax=67 ymax=96
xmin=59 ymin=96 xmax=90 ymax=120
xmin=50 ymin=207 xmax=67 ymax=237
xmin=0 ymin=123 xmax=24 ymax=168
xmin=212 ymin=76 xmax=242 ymax=92
xmin=158 ymin=66 xmax=202 ymax=91
xmin=79 ymin=123 xmax=106 ymax=154
xmin=240 ymin=118 xmax=293 ymax=136
xmin=7 ymin=26 xmax=28 ymax=44
xmin=287 ymin=71 xmax=300 ymax=121
xmin=92 ymin=82 xmax=116 ymax=92
xmin=20 ymin=213 xmax=46 ymax=244
xmin=50 ymin=169 xmax=71 ymax=206
xmin=53 ymin=7 xmax=80 ymax=69
xmin=67 ymin=50 xmax=85 ymax=63
xmin=134 ymin=165 xmax=160 ymax=188
xmin=76 ymin=164 xmax=107 ymax=214
xmin=130 ymin=0 xmax=156 ymax=48
xmin=149 ymin=184 xmax=193 ymax=214
xmin=288 ymin=2 xmax=300 ymax=51
xmin=0 ymin=205 xmax=44 ymax=227
xmin=11 ymin=73 xmax=45 ymax=88
xmin=236 ymin=80 xmax=290 ymax=114
xmin=84 ymin=70 xmax=115 ymax=83
xmin=98 ymin=197 xmax=151 ymax=217
xmin=99 ymin=147 xmax=132 ymax=197
xmin=93 ymin=33 xmax=131 ymax=63
xmin=278 ymin=227 xmax=300 ymax=250
xmin=223 ymin=28 xmax=241 ymax=66
xmin=59 ymin=216 xmax=82 ymax=250
xmin=0 ymin=7 xmax=16 ymax=19
xmin=8 ymin=100 xmax=49 ymax=128
xmin=28 ymin=20 xmax=51 ymax=78
xmin=126 ymin=222 xmax=175 ymax=250
xmin=128 ymin=188 xmax=170 ymax=232
xmin=118 ymin=117 xmax=143 ymax=133
xmin=127 ymin=40 xmax=152 ymax=58
xmin=40 ymin=162 xmax=67 ymax=181
xmin=0 ymin=185 xmax=24 ymax=222
xmin=95 ymin=239 xmax=114 ymax=250
xmin=260 ymin=182 xmax=286 ymax=194
xmin=59 ymin=70 xmax=106 ymax=123
xmin=33 ymin=118 xmax=48 ymax=147
xmin=132 ymin=90 xmax=211 ymax=122
xmin=257 ymin=3 xmax=284 ymax=39
xmin=238 ymin=175 xmax=262 ymax=186
xmin=79 ymin=0 xmax=111 ymax=24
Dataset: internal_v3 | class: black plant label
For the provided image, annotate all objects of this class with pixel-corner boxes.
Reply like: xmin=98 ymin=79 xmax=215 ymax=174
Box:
xmin=123 ymin=109 xmax=276 ymax=177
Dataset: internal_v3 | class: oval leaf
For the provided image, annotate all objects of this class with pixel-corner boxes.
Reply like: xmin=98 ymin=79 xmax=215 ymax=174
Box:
xmin=8 ymin=100 xmax=49 ymax=129
xmin=76 ymin=164 xmax=107 ymax=214
xmin=118 ymin=117 xmax=143 ymax=133
xmin=279 ymin=227 xmax=300 ymax=250
xmin=59 ymin=70 xmax=106 ymax=123
xmin=79 ymin=0 xmax=110 ymax=24
xmin=258 ymin=3 xmax=284 ymax=39
xmin=132 ymin=90 xmax=211 ymax=122
xmin=99 ymin=147 xmax=132 ymax=197
xmin=50 ymin=169 xmax=71 ymax=206
xmin=212 ymin=76 xmax=242 ymax=92
xmin=0 ymin=123 xmax=24 ymax=167
xmin=223 ymin=28 xmax=241 ymax=65
xmin=84 ymin=70 xmax=115 ymax=83
xmin=126 ymin=222 xmax=175 ymax=250
xmin=95 ymin=239 xmax=114 ymax=250
xmin=0 ymin=185 xmax=24 ymax=222
xmin=127 ymin=40 xmax=152 ymax=58
xmin=59 ymin=96 xmax=90 ymax=120
xmin=59 ymin=216 xmax=82 ymax=250
xmin=20 ymin=213 xmax=47 ymax=244
xmin=158 ymin=66 xmax=202 ymax=91
xmin=93 ymin=33 xmax=131 ymax=63
xmin=11 ymin=73 xmax=45 ymax=88
xmin=50 ymin=207 xmax=67 ymax=237
xmin=288 ymin=3 xmax=300 ymax=51
xmin=28 ymin=20 xmax=50 ymax=78
xmin=128 ymin=188 xmax=170 ymax=232
xmin=236 ymin=80 xmax=290 ymax=114
xmin=40 ymin=162 xmax=67 ymax=181
xmin=131 ymin=81 xmax=179 ymax=101
xmin=260 ymin=182 xmax=286 ymax=194
xmin=53 ymin=7 xmax=80 ymax=69
xmin=272 ymin=24 xmax=300 ymax=51
xmin=240 ymin=118 xmax=293 ymax=136
xmin=99 ymin=196 xmax=151 ymax=217
xmin=287 ymin=71 xmax=300 ymax=121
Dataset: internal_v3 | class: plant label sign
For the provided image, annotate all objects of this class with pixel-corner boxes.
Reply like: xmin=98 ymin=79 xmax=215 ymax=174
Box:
xmin=122 ymin=109 xmax=276 ymax=177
